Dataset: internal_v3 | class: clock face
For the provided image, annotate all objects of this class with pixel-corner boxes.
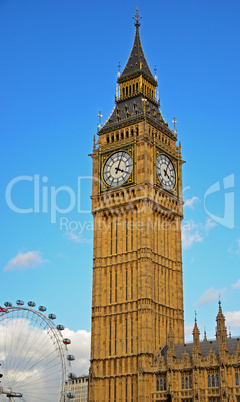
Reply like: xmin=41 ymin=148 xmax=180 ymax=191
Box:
xmin=156 ymin=154 xmax=176 ymax=190
xmin=103 ymin=151 xmax=133 ymax=187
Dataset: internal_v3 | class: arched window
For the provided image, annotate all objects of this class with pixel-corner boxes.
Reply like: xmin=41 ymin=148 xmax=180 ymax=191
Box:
xmin=136 ymin=82 xmax=138 ymax=92
xmin=157 ymin=379 xmax=159 ymax=391
xmin=181 ymin=376 xmax=184 ymax=390
xmin=212 ymin=374 xmax=215 ymax=387
xmin=126 ymin=87 xmax=128 ymax=96
xmin=185 ymin=376 xmax=188 ymax=389
xmin=159 ymin=379 xmax=162 ymax=391
xmin=189 ymin=375 xmax=192 ymax=389
xmin=111 ymin=135 xmax=114 ymax=142
xmin=216 ymin=374 xmax=219 ymax=387
xmin=131 ymin=129 xmax=134 ymax=136
xmin=133 ymin=84 xmax=135 ymax=93
xmin=116 ymin=133 xmax=119 ymax=141
xmin=126 ymin=130 xmax=129 ymax=138
xmin=164 ymin=378 xmax=166 ymax=390
xmin=208 ymin=375 xmax=211 ymax=388
xmin=129 ymin=85 xmax=131 ymax=95
xmin=121 ymin=132 xmax=124 ymax=140
xmin=236 ymin=372 xmax=239 ymax=386
xmin=136 ymin=127 xmax=139 ymax=136
xmin=122 ymin=88 xmax=125 ymax=98
xmin=107 ymin=136 xmax=110 ymax=144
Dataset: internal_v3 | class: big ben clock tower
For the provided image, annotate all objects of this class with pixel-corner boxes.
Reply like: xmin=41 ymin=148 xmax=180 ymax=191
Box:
xmin=89 ymin=9 xmax=184 ymax=401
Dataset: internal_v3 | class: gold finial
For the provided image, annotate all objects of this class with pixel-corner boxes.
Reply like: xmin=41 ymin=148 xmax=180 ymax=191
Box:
xmin=172 ymin=117 xmax=177 ymax=130
xmin=194 ymin=310 xmax=197 ymax=323
xmin=97 ymin=110 xmax=103 ymax=132
xmin=133 ymin=7 xmax=141 ymax=27
xmin=117 ymin=62 xmax=121 ymax=79
xmin=142 ymin=98 xmax=147 ymax=115
xmin=172 ymin=117 xmax=177 ymax=137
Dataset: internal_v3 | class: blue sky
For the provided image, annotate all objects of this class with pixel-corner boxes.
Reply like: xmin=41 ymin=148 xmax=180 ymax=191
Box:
xmin=1 ymin=0 xmax=240 ymax=373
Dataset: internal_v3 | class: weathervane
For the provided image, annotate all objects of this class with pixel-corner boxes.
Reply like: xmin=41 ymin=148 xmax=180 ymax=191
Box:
xmin=133 ymin=7 xmax=141 ymax=27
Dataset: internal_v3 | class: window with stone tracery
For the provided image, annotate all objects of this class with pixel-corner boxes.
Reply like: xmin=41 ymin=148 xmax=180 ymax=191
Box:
xmin=207 ymin=371 xmax=219 ymax=388
xmin=156 ymin=375 xmax=166 ymax=391
xmin=181 ymin=373 xmax=192 ymax=389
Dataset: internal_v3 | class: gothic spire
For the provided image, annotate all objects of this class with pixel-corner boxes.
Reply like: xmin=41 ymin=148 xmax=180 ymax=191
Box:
xmin=118 ymin=8 xmax=156 ymax=85
xmin=192 ymin=314 xmax=201 ymax=359
xmin=216 ymin=299 xmax=227 ymax=344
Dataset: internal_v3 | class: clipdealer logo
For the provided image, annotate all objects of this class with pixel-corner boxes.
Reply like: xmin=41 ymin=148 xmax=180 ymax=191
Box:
xmin=5 ymin=173 xmax=236 ymax=230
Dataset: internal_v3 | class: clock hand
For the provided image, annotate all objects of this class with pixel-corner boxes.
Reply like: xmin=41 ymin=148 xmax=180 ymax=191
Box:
xmin=117 ymin=152 xmax=123 ymax=170
xmin=164 ymin=168 xmax=170 ymax=180
xmin=115 ymin=153 xmax=124 ymax=173
xmin=115 ymin=167 xmax=125 ymax=173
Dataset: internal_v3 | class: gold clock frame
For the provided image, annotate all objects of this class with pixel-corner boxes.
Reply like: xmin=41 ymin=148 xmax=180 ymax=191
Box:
xmin=100 ymin=144 xmax=135 ymax=193
xmin=155 ymin=147 xmax=178 ymax=196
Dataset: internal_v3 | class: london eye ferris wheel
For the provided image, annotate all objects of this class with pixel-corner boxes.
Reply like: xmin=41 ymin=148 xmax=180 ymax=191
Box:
xmin=0 ymin=300 xmax=76 ymax=401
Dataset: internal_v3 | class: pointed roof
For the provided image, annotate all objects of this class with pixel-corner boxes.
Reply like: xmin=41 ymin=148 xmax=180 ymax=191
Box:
xmin=216 ymin=299 xmax=227 ymax=342
xmin=118 ymin=10 xmax=156 ymax=85
xmin=192 ymin=316 xmax=200 ymax=338
xmin=160 ymin=337 xmax=240 ymax=360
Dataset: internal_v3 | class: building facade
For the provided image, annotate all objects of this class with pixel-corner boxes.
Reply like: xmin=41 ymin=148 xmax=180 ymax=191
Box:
xmin=88 ymin=9 xmax=240 ymax=402
xmin=65 ymin=375 xmax=88 ymax=401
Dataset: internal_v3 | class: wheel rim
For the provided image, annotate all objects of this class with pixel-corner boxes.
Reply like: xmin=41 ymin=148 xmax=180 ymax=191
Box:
xmin=0 ymin=305 xmax=71 ymax=401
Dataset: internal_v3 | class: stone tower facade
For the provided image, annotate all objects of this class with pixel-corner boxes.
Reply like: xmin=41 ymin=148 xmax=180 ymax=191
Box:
xmin=88 ymin=9 xmax=184 ymax=401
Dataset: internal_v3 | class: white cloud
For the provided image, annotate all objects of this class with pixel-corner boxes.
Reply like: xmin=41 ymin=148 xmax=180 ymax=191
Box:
xmin=196 ymin=287 xmax=226 ymax=306
xmin=232 ymin=279 xmax=240 ymax=290
xmin=182 ymin=217 xmax=216 ymax=250
xmin=182 ymin=229 xmax=203 ymax=249
xmin=62 ymin=328 xmax=91 ymax=376
xmin=184 ymin=196 xmax=200 ymax=208
xmin=4 ymin=251 xmax=45 ymax=272
xmin=204 ymin=218 xmax=217 ymax=232
xmin=228 ymin=239 xmax=240 ymax=255
xmin=225 ymin=311 xmax=240 ymax=330
xmin=65 ymin=232 xmax=92 ymax=244
xmin=182 ymin=221 xmax=203 ymax=249
xmin=184 ymin=324 xmax=194 ymax=341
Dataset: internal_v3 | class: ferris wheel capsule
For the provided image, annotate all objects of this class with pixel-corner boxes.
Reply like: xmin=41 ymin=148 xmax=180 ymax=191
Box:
xmin=16 ymin=300 xmax=24 ymax=306
xmin=67 ymin=354 xmax=75 ymax=361
xmin=4 ymin=302 xmax=12 ymax=307
xmin=57 ymin=324 xmax=65 ymax=331
xmin=67 ymin=392 xmax=75 ymax=399
xmin=68 ymin=372 xmax=76 ymax=379
xmin=48 ymin=313 xmax=56 ymax=320
xmin=63 ymin=338 xmax=71 ymax=345
xmin=39 ymin=305 xmax=47 ymax=312
xmin=28 ymin=301 xmax=36 ymax=307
